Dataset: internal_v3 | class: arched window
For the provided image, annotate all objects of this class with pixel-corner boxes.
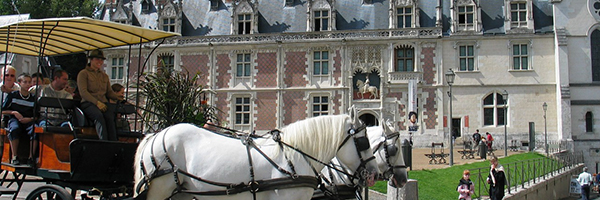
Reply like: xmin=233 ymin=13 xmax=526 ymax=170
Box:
xmin=586 ymin=111 xmax=593 ymax=133
xmin=591 ymin=29 xmax=600 ymax=81
xmin=483 ymin=92 xmax=507 ymax=126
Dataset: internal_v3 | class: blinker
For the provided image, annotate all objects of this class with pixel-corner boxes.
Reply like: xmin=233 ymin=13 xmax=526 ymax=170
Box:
xmin=355 ymin=137 xmax=370 ymax=152
xmin=387 ymin=145 xmax=398 ymax=156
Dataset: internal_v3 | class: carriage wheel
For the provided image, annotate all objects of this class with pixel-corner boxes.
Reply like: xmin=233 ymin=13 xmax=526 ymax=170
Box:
xmin=26 ymin=184 xmax=74 ymax=200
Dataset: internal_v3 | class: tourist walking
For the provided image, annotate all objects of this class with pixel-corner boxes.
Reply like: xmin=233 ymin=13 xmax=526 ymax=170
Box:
xmin=457 ymin=170 xmax=474 ymax=200
xmin=487 ymin=156 xmax=506 ymax=200
xmin=578 ymin=167 xmax=593 ymax=200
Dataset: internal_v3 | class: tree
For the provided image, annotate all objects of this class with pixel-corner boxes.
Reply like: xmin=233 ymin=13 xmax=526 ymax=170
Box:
xmin=0 ymin=0 xmax=99 ymax=19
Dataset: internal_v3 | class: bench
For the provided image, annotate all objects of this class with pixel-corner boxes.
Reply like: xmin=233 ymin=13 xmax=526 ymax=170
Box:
xmin=458 ymin=141 xmax=475 ymax=159
xmin=424 ymin=142 xmax=449 ymax=164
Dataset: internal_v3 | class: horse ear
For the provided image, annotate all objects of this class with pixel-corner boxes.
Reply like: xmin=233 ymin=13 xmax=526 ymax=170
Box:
xmin=348 ymin=106 xmax=359 ymax=125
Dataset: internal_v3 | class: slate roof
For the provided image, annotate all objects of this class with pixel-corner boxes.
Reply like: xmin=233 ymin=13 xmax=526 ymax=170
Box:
xmin=101 ymin=0 xmax=554 ymax=37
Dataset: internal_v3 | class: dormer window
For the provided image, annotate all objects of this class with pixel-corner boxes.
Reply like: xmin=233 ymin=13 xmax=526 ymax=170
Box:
xmin=238 ymin=14 xmax=251 ymax=34
xmin=504 ymin=0 xmax=533 ymax=33
xmin=458 ymin=6 xmax=474 ymax=29
xmin=314 ymin=10 xmax=329 ymax=32
xmin=451 ymin=0 xmax=481 ymax=33
xmin=232 ymin=1 xmax=257 ymax=35
xmin=308 ymin=0 xmax=335 ymax=32
xmin=141 ymin=0 xmax=150 ymax=13
xmin=390 ymin=0 xmax=419 ymax=29
xmin=285 ymin=0 xmax=294 ymax=7
xmin=210 ymin=0 xmax=219 ymax=11
xmin=364 ymin=0 xmax=373 ymax=4
xmin=162 ymin=17 xmax=176 ymax=32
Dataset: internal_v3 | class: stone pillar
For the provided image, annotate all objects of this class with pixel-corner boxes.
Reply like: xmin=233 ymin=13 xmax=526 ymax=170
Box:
xmin=387 ymin=179 xmax=418 ymax=200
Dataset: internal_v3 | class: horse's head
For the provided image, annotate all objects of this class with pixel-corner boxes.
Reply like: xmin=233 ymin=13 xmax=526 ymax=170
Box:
xmin=356 ymin=80 xmax=363 ymax=87
xmin=368 ymin=120 xmax=408 ymax=188
xmin=334 ymin=106 xmax=379 ymax=186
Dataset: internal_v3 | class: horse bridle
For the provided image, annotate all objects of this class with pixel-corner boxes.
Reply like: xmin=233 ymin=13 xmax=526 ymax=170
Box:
xmin=372 ymin=131 xmax=407 ymax=180
xmin=334 ymin=123 xmax=376 ymax=186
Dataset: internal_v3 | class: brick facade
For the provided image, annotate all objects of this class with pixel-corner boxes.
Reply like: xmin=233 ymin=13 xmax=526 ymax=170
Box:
xmin=255 ymin=52 xmax=277 ymax=88
xmin=284 ymin=52 xmax=308 ymax=87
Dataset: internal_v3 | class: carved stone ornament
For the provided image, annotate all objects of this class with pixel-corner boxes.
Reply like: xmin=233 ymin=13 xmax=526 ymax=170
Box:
xmin=312 ymin=0 xmax=332 ymax=9
xmin=163 ymin=5 xmax=176 ymax=17
xmin=589 ymin=0 xmax=600 ymax=22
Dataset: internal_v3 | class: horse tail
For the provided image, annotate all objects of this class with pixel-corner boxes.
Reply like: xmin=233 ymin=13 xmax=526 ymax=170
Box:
xmin=133 ymin=132 xmax=158 ymax=196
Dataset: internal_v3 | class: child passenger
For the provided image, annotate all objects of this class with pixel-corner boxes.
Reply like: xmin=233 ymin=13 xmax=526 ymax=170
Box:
xmin=1 ymin=74 xmax=37 ymax=166
xmin=457 ymin=169 xmax=475 ymax=200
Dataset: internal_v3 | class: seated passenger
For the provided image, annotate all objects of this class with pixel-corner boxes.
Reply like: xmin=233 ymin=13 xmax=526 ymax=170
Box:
xmin=0 ymin=65 xmax=20 ymax=98
xmin=1 ymin=74 xmax=37 ymax=165
xmin=38 ymin=69 xmax=73 ymax=127
xmin=65 ymin=80 xmax=80 ymax=100
xmin=77 ymin=49 xmax=122 ymax=141
xmin=28 ymin=72 xmax=45 ymax=96
xmin=110 ymin=83 xmax=130 ymax=132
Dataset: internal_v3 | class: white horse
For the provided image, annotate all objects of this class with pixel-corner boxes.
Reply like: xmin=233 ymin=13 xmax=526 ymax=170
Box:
xmin=133 ymin=114 xmax=379 ymax=200
xmin=356 ymin=79 xmax=378 ymax=99
xmin=315 ymin=120 xmax=408 ymax=199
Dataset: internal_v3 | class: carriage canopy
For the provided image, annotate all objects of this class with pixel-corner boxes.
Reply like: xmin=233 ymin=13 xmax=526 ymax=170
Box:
xmin=0 ymin=17 xmax=180 ymax=56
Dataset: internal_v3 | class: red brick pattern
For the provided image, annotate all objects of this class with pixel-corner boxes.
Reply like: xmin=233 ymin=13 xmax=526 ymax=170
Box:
xmin=423 ymin=88 xmax=438 ymax=129
xmin=282 ymin=91 xmax=307 ymax=125
xmin=181 ymin=54 xmax=209 ymax=86
xmin=126 ymin=55 xmax=146 ymax=81
xmin=333 ymin=50 xmax=341 ymax=85
xmin=215 ymin=54 xmax=231 ymax=89
xmin=421 ymin=47 xmax=436 ymax=85
xmin=284 ymin=52 xmax=308 ymax=87
xmin=333 ymin=93 xmax=342 ymax=114
xmin=256 ymin=52 xmax=277 ymax=88
xmin=255 ymin=92 xmax=277 ymax=129
xmin=215 ymin=92 xmax=230 ymax=122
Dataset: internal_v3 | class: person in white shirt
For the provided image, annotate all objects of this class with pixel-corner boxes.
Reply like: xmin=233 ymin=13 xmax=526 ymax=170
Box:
xmin=578 ymin=167 xmax=593 ymax=200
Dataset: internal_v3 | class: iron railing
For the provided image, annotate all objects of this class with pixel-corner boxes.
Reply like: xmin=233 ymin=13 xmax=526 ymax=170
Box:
xmin=468 ymin=151 xmax=583 ymax=199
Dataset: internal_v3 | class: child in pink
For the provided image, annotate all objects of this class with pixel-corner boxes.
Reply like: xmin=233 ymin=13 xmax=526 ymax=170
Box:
xmin=457 ymin=170 xmax=475 ymax=200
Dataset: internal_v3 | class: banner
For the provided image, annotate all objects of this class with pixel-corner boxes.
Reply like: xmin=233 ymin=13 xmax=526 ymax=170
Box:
xmin=408 ymin=79 xmax=418 ymax=131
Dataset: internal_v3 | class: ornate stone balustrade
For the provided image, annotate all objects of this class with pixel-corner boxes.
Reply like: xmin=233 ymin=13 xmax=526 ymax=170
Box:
xmin=158 ymin=27 xmax=442 ymax=45
xmin=388 ymin=72 xmax=423 ymax=84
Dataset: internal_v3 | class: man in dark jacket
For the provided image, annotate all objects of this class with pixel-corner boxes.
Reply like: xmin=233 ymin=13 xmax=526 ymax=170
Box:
xmin=487 ymin=156 xmax=506 ymax=200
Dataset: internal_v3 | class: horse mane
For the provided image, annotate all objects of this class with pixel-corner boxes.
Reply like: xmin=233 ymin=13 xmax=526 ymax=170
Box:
xmin=279 ymin=115 xmax=350 ymax=164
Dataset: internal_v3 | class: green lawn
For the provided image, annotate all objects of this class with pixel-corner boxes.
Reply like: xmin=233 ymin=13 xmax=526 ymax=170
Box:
xmin=370 ymin=152 xmax=548 ymax=200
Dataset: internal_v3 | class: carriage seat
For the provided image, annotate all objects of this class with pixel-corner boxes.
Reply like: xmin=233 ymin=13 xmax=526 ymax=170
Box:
xmin=37 ymin=97 xmax=82 ymax=135
xmin=74 ymin=102 xmax=143 ymax=139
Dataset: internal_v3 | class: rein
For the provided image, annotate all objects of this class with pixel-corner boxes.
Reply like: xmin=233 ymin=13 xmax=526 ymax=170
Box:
xmin=136 ymin=123 xmax=373 ymax=200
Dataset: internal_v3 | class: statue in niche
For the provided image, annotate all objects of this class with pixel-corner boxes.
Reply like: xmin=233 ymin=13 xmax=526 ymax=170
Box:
xmin=356 ymin=76 xmax=379 ymax=99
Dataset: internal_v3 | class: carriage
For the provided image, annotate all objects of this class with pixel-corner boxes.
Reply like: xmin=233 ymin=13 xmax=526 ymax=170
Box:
xmin=0 ymin=17 xmax=178 ymax=200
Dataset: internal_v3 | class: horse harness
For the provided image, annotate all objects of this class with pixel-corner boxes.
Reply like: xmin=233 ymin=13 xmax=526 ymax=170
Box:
xmin=316 ymin=131 xmax=407 ymax=200
xmin=136 ymin=124 xmax=374 ymax=200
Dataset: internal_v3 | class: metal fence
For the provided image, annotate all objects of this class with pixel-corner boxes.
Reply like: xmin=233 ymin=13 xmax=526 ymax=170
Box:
xmin=468 ymin=151 xmax=584 ymax=199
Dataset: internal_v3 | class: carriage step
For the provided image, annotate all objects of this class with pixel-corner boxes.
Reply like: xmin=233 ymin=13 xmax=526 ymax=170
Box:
xmin=1 ymin=162 xmax=33 ymax=168
xmin=0 ymin=186 xmax=17 ymax=194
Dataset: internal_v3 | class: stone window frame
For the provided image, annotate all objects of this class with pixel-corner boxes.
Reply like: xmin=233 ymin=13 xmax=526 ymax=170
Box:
xmin=158 ymin=3 xmax=180 ymax=33
xmin=482 ymin=91 xmax=508 ymax=127
xmin=141 ymin=0 xmax=151 ymax=14
xmin=453 ymin=41 xmax=479 ymax=72
xmin=231 ymin=50 xmax=256 ymax=88
xmin=232 ymin=0 xmax=258 ymax=35
xmin=508 ymin=40 xmax=533 ymax=71
xmin=235 ymin=52 xmax=252 ymax=77
xmin=504 ymin=0 xmax=534 ymax=33
xmin=156 ymin=52 xmax=176 ymax=73
xmin=230 ymin=94 xmax=255 ymax=132
xmin=393 ymin=44 xmax=416 ymax=72
xmin=210 ymin=0 xmax=219 ymax=11
xmin=307 ymin=47 xmax=334 ymax=84
xmin=309 ymin=93 xmax=331 ymax=117
xmin=110 ymin=57 xmax=126 ymax=80
xmin=389 ymin=0 xmax=420 ymax=29
xmin=308 ymin=0 xmax=336 ymax=32
xmin=450 ymin=0 xmax=481 ymax=33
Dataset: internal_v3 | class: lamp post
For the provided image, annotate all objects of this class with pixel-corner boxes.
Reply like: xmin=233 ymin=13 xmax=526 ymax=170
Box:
xmin=502 ymin=90 xmax=508 ymax=157
xmin=543 ymin=102 xmax=548 ymax=156
xmin=445 ymin=69 xmax=456 ymax=166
